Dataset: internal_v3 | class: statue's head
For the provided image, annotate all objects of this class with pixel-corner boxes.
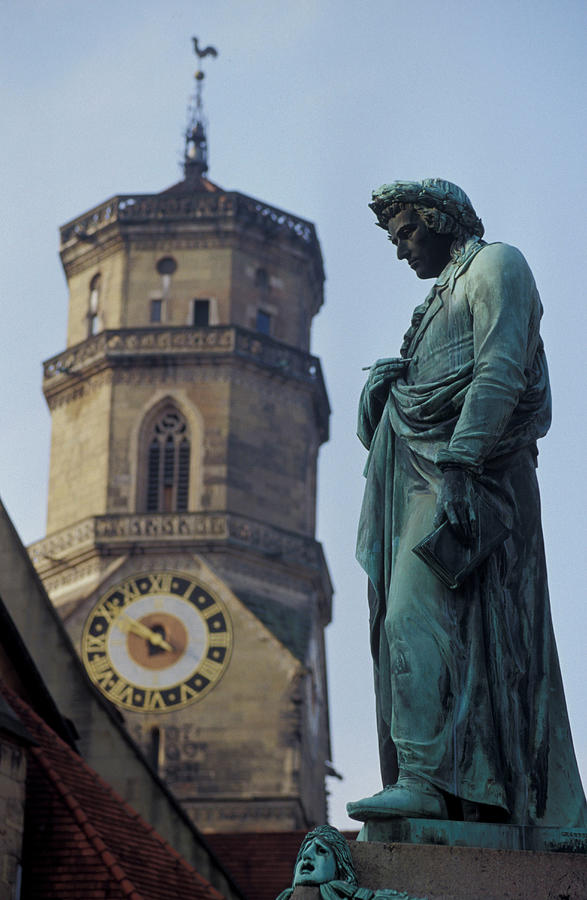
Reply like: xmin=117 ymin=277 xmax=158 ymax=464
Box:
xmin=369 ymin=179 xmax=484 ymax=279
xmin=292 ymin=825 xmax=357 ymax=887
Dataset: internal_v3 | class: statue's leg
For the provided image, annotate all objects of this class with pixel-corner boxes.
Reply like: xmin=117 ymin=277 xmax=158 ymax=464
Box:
xmin=348 ymin=446 xmax=451 ymax=820
xmin=369 ymin=581 xmax=399 ymax=787
xmin=348 ymin=441 xmax=509 ymax=822
xmin=384 ymin=483 xmax=456 ymax=790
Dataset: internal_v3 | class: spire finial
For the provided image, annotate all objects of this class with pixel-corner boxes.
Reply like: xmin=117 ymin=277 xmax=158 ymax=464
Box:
xmin=184 ymin=37 xmax=218 ymax=181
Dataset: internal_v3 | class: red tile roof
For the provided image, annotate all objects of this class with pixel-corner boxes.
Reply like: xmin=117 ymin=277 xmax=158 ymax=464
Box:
xmin=207 ymin=831 xmax=305 ymax=900
xmin=206 ymin=831 xmax=358 ymax=900
xmin=1 ymin=686 xmax=226 ymax=900
xmin=160 ymin=176 xmax=222 ymax=194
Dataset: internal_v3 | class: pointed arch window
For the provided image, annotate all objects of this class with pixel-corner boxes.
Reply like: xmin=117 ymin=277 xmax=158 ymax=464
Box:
xmin=145 ymin=408 xmax=190 ymax=512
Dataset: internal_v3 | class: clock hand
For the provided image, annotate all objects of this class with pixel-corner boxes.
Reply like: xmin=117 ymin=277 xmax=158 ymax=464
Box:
xmin=145 ymin=629 xmax=174 ymax=652
xmin=128 ymin=618 xmax=173 ymax=651
xmin=117 ymin=613 xmax=173 ymax=652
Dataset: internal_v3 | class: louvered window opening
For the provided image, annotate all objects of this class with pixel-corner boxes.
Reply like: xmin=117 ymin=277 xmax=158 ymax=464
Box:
xmin=146 ymin=410 xmax=190 ymax=512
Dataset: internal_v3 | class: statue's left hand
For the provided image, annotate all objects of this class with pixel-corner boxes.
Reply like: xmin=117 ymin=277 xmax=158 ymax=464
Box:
xmin=433 ymin=468 xmax=478 ymax=545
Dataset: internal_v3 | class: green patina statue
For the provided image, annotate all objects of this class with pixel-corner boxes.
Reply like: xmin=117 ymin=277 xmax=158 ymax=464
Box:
xmin=347 ymin=179 xmax=587 ymax=827
xmin=275 ymin=825 xmax=425 ymax=899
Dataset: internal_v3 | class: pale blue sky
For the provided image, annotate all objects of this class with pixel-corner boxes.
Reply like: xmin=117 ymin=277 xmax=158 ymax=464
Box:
xmin=1 ymin=0 xmax=585 ymax=828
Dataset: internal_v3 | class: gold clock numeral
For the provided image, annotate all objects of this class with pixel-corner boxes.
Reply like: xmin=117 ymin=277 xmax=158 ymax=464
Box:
xmin=94 ymin=598 xmax=121 ymax=624
xmin=108 ymin=677 xmax=134 ymax=704
xmin=208 ymin=632 xmax=229 ymax=647
xmin=179 ymin=683 xmax=198 ymax=703
xmin=86 ymin=633 xmax=107 ymax=652
xmin=119 ymin=580 xmax=142 ymax=605
xmin=149 ymin=572 xmax=174 ymax=593
xmin=200 ymin=603 xmax=220 ymax=620
xmin=89 ymin=656 xmax=117 ymax=688
xmin=90 ymin=654 xmax=113 ymax=676
xmin=143 ymin=690 xmax=167 ymax=711
xmin=198 ymin=658 xmax=223 ymax=681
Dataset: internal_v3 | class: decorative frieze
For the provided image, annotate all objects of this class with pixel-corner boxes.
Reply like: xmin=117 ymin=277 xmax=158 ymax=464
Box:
xmin=42 ymin=559 xmax=103 ymax=596
xmin=29 ymin=511 xmax=324 ymax=571
xmin=44 ymin=326 xmax=321 ymax=381
xmin=43 ymin=327 xmax=235 ymax=380
xmin=94 ymin=512 xmax=228 ymax=540
xmin=60 ymin=190 xmax=319 ymax=253
xmin=29 ymin=518 xmax=97 ymax=563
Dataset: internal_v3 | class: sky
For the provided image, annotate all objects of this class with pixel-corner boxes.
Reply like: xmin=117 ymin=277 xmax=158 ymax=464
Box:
xmin=1 ymin=1 xmax=585 ymax=829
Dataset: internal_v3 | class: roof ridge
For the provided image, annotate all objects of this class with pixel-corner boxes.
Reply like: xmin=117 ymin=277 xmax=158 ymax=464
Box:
xmin=30 ymin=745 xmax=143 ymax=899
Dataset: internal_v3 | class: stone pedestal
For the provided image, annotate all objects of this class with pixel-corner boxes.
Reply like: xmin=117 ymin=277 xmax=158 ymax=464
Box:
xmin=348 ymin=838 xmax=587 ymax=900
xmin=358 ymin=818 xmax=587 ymax=853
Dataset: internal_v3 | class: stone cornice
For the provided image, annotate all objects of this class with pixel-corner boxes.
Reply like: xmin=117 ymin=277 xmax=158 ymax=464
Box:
xmin=28 ymin=511 xmax=332 ymax=604
xmin=42 ymin=326 xmax=330 ymax=439
xmin=59 ymin=228 xmax=126 ymax=277
xmin=59 ymin=189 xmax=324 ymax=284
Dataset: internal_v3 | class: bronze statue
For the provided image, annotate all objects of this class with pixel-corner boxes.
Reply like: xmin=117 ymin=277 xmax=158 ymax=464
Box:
xmin=347 ymin=179 xmax=586 ymax=826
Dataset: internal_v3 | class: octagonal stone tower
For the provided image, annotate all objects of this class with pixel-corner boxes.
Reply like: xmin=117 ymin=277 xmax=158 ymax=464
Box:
xmin=29 ymin=77 xmax=332 ymax=833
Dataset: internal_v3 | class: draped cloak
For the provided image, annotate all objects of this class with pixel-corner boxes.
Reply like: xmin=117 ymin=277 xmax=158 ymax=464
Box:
xmin=356 ymin=238 xmax=586 ymax=825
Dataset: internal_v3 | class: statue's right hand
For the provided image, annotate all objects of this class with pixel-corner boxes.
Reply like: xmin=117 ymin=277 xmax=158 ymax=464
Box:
xmin=365 ymin=357 xmax=411 ymax=397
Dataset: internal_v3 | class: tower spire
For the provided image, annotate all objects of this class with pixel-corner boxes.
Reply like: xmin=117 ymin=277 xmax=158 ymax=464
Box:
xmin=184 ymin=36 xmax=218 ymax=182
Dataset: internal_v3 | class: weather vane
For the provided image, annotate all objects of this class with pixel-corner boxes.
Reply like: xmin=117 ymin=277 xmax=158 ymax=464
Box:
xmin=184 ymin=36 xmax=219 ymax=180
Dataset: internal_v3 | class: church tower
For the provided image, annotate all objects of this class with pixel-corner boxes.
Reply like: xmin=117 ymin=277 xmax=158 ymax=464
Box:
xmin=29 ymin=44 xmax=332 ymax=833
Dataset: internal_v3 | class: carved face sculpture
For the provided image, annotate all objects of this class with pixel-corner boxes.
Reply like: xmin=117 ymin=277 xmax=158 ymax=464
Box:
xmin=293 ymin=837 xmax=338 ymax=886
xmin=388 ymin=207 xmax=453 ymax=279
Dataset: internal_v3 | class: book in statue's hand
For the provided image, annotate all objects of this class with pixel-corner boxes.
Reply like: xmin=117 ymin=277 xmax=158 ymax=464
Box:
xmin=412 ymin=494 xmax=510 ymax=590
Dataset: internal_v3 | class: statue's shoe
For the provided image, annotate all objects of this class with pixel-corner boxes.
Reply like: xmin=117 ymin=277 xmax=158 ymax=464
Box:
xmin=346 ymin=773 xmax=448 ymax=821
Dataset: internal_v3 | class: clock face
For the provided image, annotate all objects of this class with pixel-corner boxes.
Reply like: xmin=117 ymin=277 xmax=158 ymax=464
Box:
xmin=81 ymin=571 xmax=233 ymax=712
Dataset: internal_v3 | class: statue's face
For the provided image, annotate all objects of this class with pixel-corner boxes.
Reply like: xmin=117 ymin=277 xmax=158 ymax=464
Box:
xmin=388 ymin=207 xmax=453 ymax=279
xmin=293 ymin=838 xmax=338 ymax=885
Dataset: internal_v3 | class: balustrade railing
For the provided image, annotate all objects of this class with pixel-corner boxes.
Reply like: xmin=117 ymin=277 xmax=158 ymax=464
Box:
xmin=60 ymin=191 xmax=319 ymax=250
xmin=43 ymin=326 xmax=326 ymax=393
xmin=29 ymin=511 xmax=324 ymax=571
